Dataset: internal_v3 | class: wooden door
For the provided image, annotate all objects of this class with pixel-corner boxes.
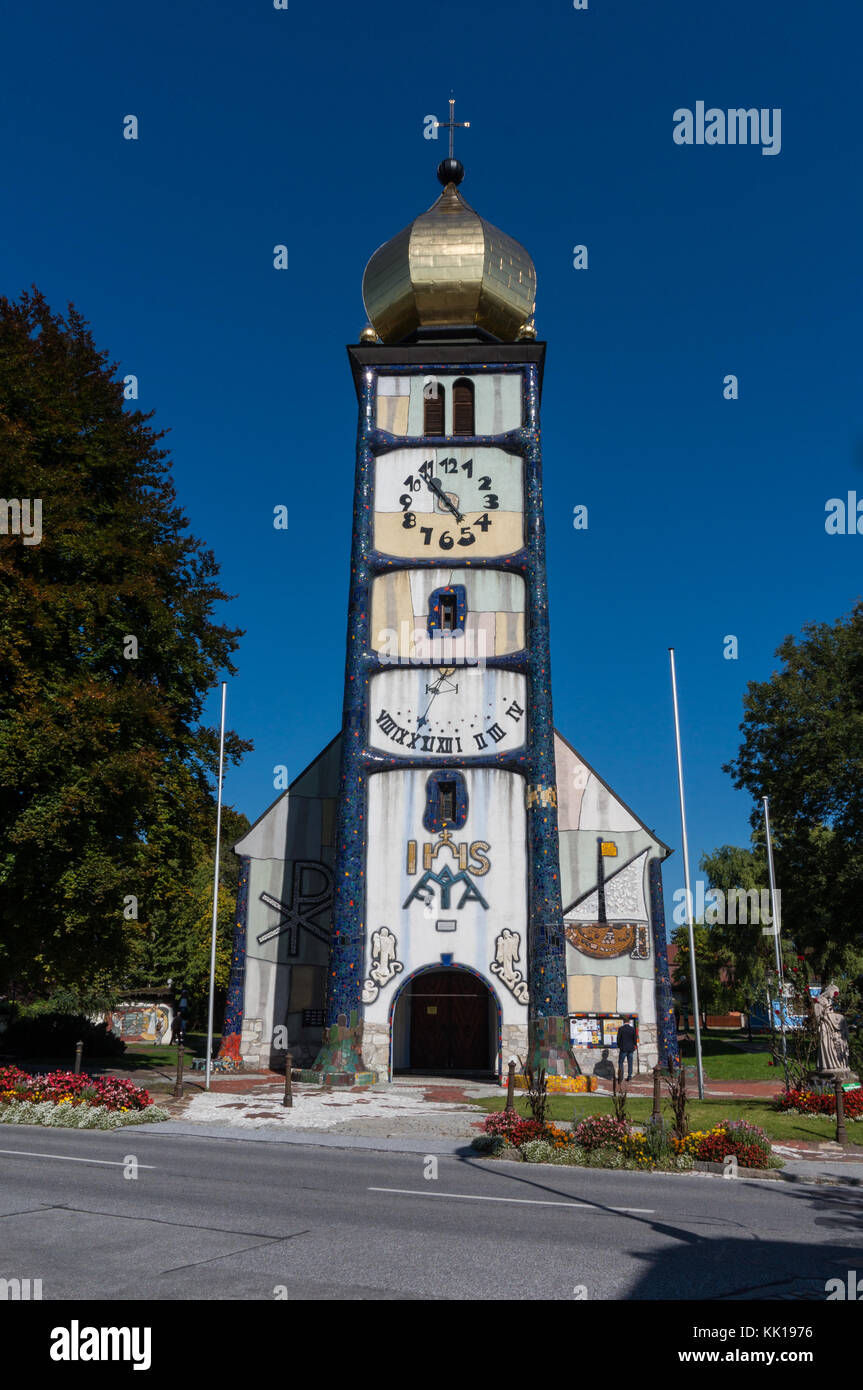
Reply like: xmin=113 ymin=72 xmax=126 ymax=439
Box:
xmin=409 ymin=970 xmax=490 ymax=1070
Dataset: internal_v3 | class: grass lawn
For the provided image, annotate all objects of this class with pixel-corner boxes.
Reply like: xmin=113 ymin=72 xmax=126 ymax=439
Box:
xmin=678 ymin=1033 xmax=778 ymax=1082
xmin=469 ymin=1093 xmax=855 ymax=1145
xmin=123 ymin=1032 xmax=217 ymax=1067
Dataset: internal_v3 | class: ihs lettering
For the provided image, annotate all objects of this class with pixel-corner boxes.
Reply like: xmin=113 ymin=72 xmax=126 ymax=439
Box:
xmin=406 ymin=828 xmax=491 ymax=876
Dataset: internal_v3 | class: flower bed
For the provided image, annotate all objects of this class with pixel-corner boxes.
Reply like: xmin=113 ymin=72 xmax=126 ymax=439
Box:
xmin=776 ymin=1087 xmax=863 ymax=1119
xmin=0 ymin=1099 xmax=169 ymax=1130
xmin=673 ymin=1119 xmax=773 ymax=1168
xmin=0 ymin=1066 xmax=153 ymax=1114
xmin=474 ymin=1111 xmax=693 ymax=1170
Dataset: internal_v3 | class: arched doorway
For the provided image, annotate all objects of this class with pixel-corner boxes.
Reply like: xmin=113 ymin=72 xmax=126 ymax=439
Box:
xmin=392 ymin=967 xmax=499 ymax=1076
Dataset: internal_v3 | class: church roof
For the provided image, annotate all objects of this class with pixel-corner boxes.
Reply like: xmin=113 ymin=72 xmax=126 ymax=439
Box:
xmin=361 ymin=159 xmax=537 ymax=345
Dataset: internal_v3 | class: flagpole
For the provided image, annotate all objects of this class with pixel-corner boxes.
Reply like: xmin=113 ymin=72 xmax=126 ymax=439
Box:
xmin=762 ymin=796 xmax=789 ymax=1090
xmin=205 ymin=681 xmax=227 ymax=1093
xmin=669 ymin=649 xmax=705 ymax=1099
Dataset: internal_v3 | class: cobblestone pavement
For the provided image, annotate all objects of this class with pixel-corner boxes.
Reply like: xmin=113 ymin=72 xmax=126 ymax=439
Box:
xmin=172 ymin=1075 xmax=501 ymax=1138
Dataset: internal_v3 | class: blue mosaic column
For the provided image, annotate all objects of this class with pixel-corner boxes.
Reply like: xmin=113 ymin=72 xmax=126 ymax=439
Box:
xmin=649 ymin=857 xmax=679 ymax=1068
xmin=217 ymin=856 xmax=249 ymax=1066
xmin=323 ymin=367 xmax=376 ymax=1028
xmin=522 ymin=364 xmax=573 ymax=1074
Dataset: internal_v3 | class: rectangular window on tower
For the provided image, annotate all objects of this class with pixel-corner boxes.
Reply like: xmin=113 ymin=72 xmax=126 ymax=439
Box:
xmin=440 ymin=593 xmax=457 ymax=631
xmin=439 ymin=781 xmax=457 ymax=823
xmin=424 ymin=384 xmax=445 ymax=436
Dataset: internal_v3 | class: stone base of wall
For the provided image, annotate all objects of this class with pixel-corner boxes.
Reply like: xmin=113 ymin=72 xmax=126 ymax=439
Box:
xmin=501 ymin=1023 xmax=528 ymax=1071
xmin=239 ymin=1016 xmax=268 ymax=1070
xmin=362 ymin=1021 xmax=390 ymax=1076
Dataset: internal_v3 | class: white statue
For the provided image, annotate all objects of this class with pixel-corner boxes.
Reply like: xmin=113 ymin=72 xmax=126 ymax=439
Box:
xmin=813 ymin=987 xmax=850 ymax=1075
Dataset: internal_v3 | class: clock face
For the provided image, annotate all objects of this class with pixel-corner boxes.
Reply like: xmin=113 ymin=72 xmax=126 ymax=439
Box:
xmin=373 ymin=446 xmax=523 ymax=559
xmin=369 ymin=668 xmax=527 ymax=757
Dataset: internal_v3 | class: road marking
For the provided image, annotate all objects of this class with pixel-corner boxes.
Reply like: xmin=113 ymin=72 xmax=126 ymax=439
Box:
xmin=0 ymin=1148 xmax=156 ymax=1169
xmin=369 ymin=1187 xmax=653 ymax=1212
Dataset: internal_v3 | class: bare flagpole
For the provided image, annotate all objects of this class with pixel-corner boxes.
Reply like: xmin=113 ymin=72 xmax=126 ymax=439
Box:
xmin=669 ymin=649 xmax=705 ymax=1099
xmin=762 ymin=796 xmax=789 ymax=1090
xmin=205 ymin=681 xmax=227 ymax=1093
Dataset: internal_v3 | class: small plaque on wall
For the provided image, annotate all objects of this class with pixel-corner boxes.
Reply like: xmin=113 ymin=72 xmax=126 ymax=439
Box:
xmin=302 ymin=1009 xmax=326 ymax=1028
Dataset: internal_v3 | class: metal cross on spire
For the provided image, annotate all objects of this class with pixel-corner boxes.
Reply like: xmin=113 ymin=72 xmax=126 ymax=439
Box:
xmin=435 ymin=96 xmax=470 ymax=160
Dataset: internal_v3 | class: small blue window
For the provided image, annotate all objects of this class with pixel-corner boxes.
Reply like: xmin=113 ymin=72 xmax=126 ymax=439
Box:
xmin=423 ymin=770 xmax=468 ymax=832
xmin=428 ymin=584 xmax=467 ymax=636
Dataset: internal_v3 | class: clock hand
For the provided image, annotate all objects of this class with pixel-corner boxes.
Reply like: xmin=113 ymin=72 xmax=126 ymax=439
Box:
xmin=416 ymin=673 xmax=446 ymax=729
xmin=426 ymin=475 xmax=464 ymax=523
xmin=417 ymin=670 xmax=458 ymax=729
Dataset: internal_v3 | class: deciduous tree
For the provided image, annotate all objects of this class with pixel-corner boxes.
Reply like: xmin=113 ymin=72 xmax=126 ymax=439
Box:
xmin=0 ymin=289 xmax=250 ymax=993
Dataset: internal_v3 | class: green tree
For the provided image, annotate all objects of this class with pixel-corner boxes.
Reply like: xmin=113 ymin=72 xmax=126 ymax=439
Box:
xmin=0 ymin=289 xmax=251 ymax=993
xmin=128 ymin=804 xmax=249 ymax=1028
xmin=699 ymin=842 xmax=771 ymax=1036
xmin=669 ymin=922 xmax=732 ymax=1025
xmin=724 ymin=601 xmax=863 ymax=981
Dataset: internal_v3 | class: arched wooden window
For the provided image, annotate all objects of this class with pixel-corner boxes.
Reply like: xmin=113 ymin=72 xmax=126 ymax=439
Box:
xmin=452 ymin=378 xmax=475 ymax=435
xmin=423 ymin=381 xmax=445 ymax=435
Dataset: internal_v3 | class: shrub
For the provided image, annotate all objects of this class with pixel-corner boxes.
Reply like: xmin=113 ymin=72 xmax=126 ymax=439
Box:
xmin=642 ymin=1118 xmax=673 ymax=1163
xmin=470 ymin=1134 xmax=508 ymax=1156
xmin=573 ymin=1114 xmax=629 ymax=1151
xmin=5 ymin=1013 xmax=125 ymax=1059
xmin=586 ymin=1145 xmax=625 ymax=1168
xmin=724 ymin=1119 xmax=772 ymax=1158
xmin=521 ymin=1140 xmax=556 ymax=1163
xmin=483 ymin=1110 xmax=521 ymax=1138
xmin=482 ymin=1112 xmax=545 ymax=1147
xmin=549 ymin=1145 xmax=588 ymax=1166
xmin=518 ymin=1060 xmax=549 ymax=1127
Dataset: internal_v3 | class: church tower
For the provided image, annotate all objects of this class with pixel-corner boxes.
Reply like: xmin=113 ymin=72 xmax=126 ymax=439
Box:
xmin=225 ymin=114 xmax=676 ymax=1083
xmin=314 ymin=117 xmax=578 ymax=1083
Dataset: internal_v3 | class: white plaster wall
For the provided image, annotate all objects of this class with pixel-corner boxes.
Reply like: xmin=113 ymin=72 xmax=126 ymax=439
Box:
xmin=363 ymin=769 xmax=528 ymax=1032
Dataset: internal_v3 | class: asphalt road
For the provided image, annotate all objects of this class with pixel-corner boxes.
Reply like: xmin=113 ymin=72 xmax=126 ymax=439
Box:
xmin=1 ymin=1128 xmax=861 ymax=1300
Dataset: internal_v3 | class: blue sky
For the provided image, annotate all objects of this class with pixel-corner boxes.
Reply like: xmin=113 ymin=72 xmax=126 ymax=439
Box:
xmin=2 ymin=0 xmax=860 ymax=918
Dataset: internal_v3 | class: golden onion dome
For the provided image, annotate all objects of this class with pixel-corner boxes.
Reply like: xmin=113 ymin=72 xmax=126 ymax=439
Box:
xmin=362 ymin=159 xmax=537 ymax=344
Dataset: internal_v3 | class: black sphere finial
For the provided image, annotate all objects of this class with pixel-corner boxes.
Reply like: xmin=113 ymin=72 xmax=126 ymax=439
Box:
xmin=437 ymin=157 xmax=464 ymax=186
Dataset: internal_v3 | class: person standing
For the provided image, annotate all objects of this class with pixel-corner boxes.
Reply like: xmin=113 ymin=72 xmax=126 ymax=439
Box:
xmin=616 ymin=1019 xmax=637 ymax=1083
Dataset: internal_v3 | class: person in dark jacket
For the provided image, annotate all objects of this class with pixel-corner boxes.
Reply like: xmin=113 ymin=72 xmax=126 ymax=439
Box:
xmin=616 ymin=1020 xmax=637 ymax=1082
